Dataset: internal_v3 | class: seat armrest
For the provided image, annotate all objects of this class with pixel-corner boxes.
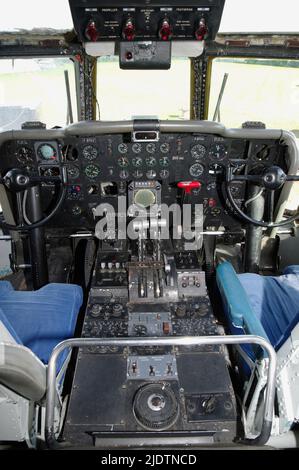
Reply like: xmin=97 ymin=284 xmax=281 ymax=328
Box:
xmin=0 ymin=343 xmax=46 ymax=401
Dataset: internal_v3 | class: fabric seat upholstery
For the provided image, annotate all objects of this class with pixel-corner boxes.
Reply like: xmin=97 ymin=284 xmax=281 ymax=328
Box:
xmin=216 ymin=261 xmax=299 ymax=356
xmin=0 ymin=282 xmax=83 ymax=370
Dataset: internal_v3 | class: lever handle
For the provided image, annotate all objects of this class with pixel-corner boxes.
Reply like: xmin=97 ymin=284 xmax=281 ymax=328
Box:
xmin=177 ymin=181 xmax=202 ymax=194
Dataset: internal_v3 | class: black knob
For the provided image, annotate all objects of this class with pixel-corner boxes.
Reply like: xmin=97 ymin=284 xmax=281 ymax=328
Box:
xmin=262 ymin=166 xmax=287 ymax=190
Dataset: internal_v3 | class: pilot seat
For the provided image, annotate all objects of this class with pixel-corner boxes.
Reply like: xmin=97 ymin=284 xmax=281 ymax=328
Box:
xmin=216 ymin=262 xmax=299 ymax=437
xmin=0 ymin=281 xmax=83 ymax=446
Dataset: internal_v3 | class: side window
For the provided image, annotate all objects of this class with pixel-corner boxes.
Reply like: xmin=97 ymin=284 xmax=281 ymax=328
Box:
xmin=208 ymin=57 xmax=299 ymax=133
xmin=0 ymin=57 xmax=77 ymax=130
xmin=208 ymin=57 xmax=299 ymax=211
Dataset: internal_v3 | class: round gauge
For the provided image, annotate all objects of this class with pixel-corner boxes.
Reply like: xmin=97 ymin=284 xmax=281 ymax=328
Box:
xmin=120 ymin=170 xmax=129 ymax=179
xmin=146 ymin=169 xmax=156 ymax=179
xmin=146 ymin=157 xmax=156 ymax=167
xmin=160 ymin=143 xmax=170 ymax=154
xmin=37 ymin=143 xmax=57 ymax=161
xmin=132 ymin=143 xmax=142 ymax=154
xmin=189 ymin=163 xmax=204 ymax=178
xmin=134 ymin=189 xmax=156 ymax=208
xmin=209 ymin=143 xmax=228 ymax=161
xmin=191 ymin=144 xmax=206 ymax=160
xmin=17 ymin=146 xmax=33 ymax=165
xmin=118 ymin=143 xmax=128 ymax=154
xmin=159 ymin=156 xmax=169 ymax=167
xmin=209 ymin=163 xmax=224 ymax=175
xmin=71 ymin=205 xmax=82 ymax=216
xmin=132 ymin=157 xmax=143 ymax=167
xmin=67 ymin=185 xmax=82 ymax=200
xmin=207 ymin=181 xmax=217 ymax=191
xmin=67 ymin=165 xmax=80 ymax=179
xmin=85 ymin=164 xmax=101 ymax=179
xmin=118 ymin=157 xmax=129 ymax=168
xmin=146 ymin=143 xmax=156 ymax=154
xmin=82 ymin=145 xmax=98 ymax=161
xmin=160 ymin=169 xmax=169 ymax=179
xmin=133 ymin=169 xmax=143 ymax=179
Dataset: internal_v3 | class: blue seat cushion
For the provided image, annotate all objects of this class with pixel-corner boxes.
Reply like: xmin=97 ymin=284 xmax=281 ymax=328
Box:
xmin=217 ymin=262 xmax=299 ymax=355
xmin=0 ymin=307 xmax=22 ymax=344
xmin=0 ymin=283 xmax=83 ymax=370
xmin=238 ymin=270 xmax=299 ymax=350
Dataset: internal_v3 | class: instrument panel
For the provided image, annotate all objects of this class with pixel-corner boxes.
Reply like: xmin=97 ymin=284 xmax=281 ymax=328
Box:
xmin=0 ymin=131 xmax=286 ymax=230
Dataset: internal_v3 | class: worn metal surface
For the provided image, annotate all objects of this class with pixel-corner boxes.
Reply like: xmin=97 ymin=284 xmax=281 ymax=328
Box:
xmin=45 ymin=334 xmax=277 ymax=448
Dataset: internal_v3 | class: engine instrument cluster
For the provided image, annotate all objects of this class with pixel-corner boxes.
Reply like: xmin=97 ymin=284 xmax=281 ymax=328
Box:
xmin=0 ymin=128 xmax=286 ymax=230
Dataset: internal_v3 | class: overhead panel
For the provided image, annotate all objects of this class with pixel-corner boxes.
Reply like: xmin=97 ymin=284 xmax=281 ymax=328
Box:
xmin=69 ymin=1 xmax=225 ymax=67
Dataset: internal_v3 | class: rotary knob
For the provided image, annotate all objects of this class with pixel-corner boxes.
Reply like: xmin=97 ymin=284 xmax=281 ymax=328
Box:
xmin=90 ymin=304 xmax=102 ymax=318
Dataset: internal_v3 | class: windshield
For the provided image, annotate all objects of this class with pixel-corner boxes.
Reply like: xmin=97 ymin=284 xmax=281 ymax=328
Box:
xmin=0 ymin=57 xmax=77 ymax=130
xmin=97 ymin=57 xmax=191 ymax=120
xmin=208 ymin=57 xmax=299 ymax=133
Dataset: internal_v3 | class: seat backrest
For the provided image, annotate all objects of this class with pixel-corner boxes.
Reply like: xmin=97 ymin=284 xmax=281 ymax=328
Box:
xmin=239 ymin=270 xmax=299 ymax=350
xmin=0 ymin=307 xmax=22 ymax=344
xmin=0 ymin=308 xmax=46 ymax=401
xmin=0 ymin=281 xmax=14 ymax=298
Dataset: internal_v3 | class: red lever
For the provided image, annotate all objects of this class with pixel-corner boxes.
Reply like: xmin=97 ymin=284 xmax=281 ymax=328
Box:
xmin=85 ymin=20 xmax=99 ymax=42
xmin=177 ymin=181 xmax=202 ymax=194
xmin=159 ymin=19 xmax=172 ymax=41
xmin=123 ymin=19 xmax=136 ymax=41
xmin=195 ymin=18 xmax=208 ymax=41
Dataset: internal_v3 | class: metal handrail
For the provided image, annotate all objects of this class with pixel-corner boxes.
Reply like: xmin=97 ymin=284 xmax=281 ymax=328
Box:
xmin=45 ymin=335 xmax=276 ymax=448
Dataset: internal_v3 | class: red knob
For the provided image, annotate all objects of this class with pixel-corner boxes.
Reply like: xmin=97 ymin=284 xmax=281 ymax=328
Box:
xmin=177 ymin=181 xmax=202 ymax=194
xmin=159 ymin=19 xmax=172 ymax=41
xmin=123 ymin=19 xmax=136 ymax=41
xmin=195 ymin=18 xmax=208 ymax=41
xmin=85 ymin=20 xmax=99 ymax=42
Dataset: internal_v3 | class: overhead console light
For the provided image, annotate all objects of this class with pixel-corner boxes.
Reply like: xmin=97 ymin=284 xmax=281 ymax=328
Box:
xmin=69 ymin=1 xmax=225 ymax=67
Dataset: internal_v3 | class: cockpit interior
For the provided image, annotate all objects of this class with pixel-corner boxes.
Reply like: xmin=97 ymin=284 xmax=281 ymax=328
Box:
xmin=0 ymin=0 xmax=299 ymax=451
